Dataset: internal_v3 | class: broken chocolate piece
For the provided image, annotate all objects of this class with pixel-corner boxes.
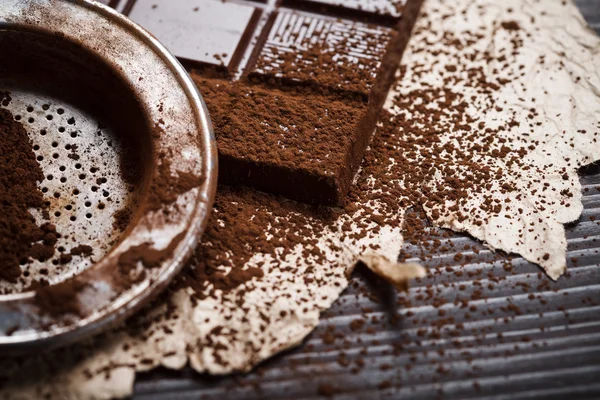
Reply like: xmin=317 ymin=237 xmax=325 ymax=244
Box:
xmin=197 ymin=78 xmax=367 ymax=204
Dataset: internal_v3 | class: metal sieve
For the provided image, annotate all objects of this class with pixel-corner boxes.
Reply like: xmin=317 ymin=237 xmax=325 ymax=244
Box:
xmin=0 ymin=0 xmax=217 ymax=352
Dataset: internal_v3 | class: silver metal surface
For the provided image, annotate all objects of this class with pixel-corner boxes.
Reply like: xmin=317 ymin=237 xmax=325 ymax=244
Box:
xmin=0 ymin=0 xmax=217 ymax=352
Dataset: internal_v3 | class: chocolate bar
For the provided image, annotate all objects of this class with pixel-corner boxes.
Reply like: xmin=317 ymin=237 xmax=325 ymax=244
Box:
xmin=118 ymin=0 xmax=423 ymax=205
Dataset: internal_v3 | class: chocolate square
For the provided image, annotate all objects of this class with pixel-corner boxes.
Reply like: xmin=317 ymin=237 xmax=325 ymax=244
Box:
xmin=249 ymin=11 xmax=392 ymax=100
xmin=127 ymin=0 xmax=261 ymax=72
xmin=195 ymin=77 xmax=369 ymax=205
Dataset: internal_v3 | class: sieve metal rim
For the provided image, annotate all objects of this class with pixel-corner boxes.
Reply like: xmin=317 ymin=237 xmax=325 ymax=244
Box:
xmin=0 ymin=0 xmax=218 ymax=352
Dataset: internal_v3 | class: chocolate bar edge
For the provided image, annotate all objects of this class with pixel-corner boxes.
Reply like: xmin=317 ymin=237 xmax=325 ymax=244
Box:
xmin=228 ymin=8 xmax=263 ymax=74
xmin=335 ymin=0 xmax=426 ymax=205
xmin=219 ymin=154 xmax=342 ymax=205
xmin=245 ymin=10 xmax=278 ymax=81
xmin=120 ymin=0 xmax=135 ymax=16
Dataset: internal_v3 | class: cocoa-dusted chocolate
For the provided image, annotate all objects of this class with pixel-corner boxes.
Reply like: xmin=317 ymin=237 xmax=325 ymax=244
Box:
xmin=195 ymin=78 xmax=365 ymax=204
xmin=249 ymin=12 xmax=393 ymax=100
xmin=126 ymin=0 xmax=424 ymax=205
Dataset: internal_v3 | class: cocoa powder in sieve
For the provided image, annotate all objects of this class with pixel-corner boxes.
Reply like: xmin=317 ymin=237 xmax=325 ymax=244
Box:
xmin=0 ymin=107 xmax=58 ymax=283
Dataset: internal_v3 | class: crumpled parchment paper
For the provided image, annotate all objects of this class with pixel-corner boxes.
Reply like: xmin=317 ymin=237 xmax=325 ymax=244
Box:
xmin=1 ymin=0 xmax=599 ymax=398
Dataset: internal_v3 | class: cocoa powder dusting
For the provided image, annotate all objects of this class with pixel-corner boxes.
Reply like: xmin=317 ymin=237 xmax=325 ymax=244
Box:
xmin=501 ymin=20 xmax=521 ymax=31
xmin=117 ymin=232 xmax=187 ymax=288
xmin=145 ymin=159 xmax=204 ymax=212
xmin=0 ymin=107 xmax=58 ymax=282
xmin=177 ymin=186 xmax=336 ymax=298
xmin=70 ymin=245 xmax=93 ymax=257
xmin=34 ymin=278 xmax=88 ymax=317
xmin=195 ymin=77 xmax=364 ymax=179
xmin=58 ymin=245 xmax=93 ymax=265
xmin=35 ymin=232 xmax=186 ymax=318
xmin=113 ymin=207 xmax=133 ymax=232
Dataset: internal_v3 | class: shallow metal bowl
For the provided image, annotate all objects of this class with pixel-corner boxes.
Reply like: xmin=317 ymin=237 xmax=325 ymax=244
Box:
xmin=0 ymin=0 xmax=217 ymax=353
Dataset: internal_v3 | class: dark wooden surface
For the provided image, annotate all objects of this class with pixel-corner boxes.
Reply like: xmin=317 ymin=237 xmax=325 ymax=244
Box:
xmin=133 ymin=2 xmax=600 ymax=399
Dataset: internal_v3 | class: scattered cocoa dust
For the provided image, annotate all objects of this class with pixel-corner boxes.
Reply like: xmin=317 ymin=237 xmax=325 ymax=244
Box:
xmin=113 ymin=207 xmax=133 ymax=232
xmin=116 ymin=232 xmax=187 ymax=288
xmin=35 ymin=232 xmax=187 ymax=318
xmin=58 ymin=245 xmax=93 ymax=265
xmin=351 ymin=18 xmax=532 ymax=262
xmin=145 ymin=159 xmax=205 ymax=212
xmin=70 ymin=245 xmax=93 ymax=257
xmin=501 ymin=20 xmax=521 ymax=31
xmin=177 ymin=186 xmax=337 ymax=298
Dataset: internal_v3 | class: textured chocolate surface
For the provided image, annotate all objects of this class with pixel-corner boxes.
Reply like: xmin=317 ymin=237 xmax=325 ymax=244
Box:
xmin=124 ymin=0 xmax=422 ymax=205
xmin=250 ymin=12 xmax=393 ymax=99
xmin=196 ymin=77 xmax=367 ymax=204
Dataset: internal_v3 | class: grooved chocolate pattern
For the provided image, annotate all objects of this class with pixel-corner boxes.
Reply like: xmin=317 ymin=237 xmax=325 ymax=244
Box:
xmin=251 ymin=12 xmax=392 ymax=99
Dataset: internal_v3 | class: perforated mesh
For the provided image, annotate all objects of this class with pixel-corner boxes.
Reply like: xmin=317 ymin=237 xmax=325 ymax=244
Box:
xmin=0 ymin=91 xmax=136 ymax=295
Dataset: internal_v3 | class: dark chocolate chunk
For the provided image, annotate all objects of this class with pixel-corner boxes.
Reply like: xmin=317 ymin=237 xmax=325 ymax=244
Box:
xmin=195 ymin=77 xmax=368 ymax=205
xmin=127 ymin=0 xmax=261 ymax=72
xmin=249 ymin=11 xmax=392 ymax=100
